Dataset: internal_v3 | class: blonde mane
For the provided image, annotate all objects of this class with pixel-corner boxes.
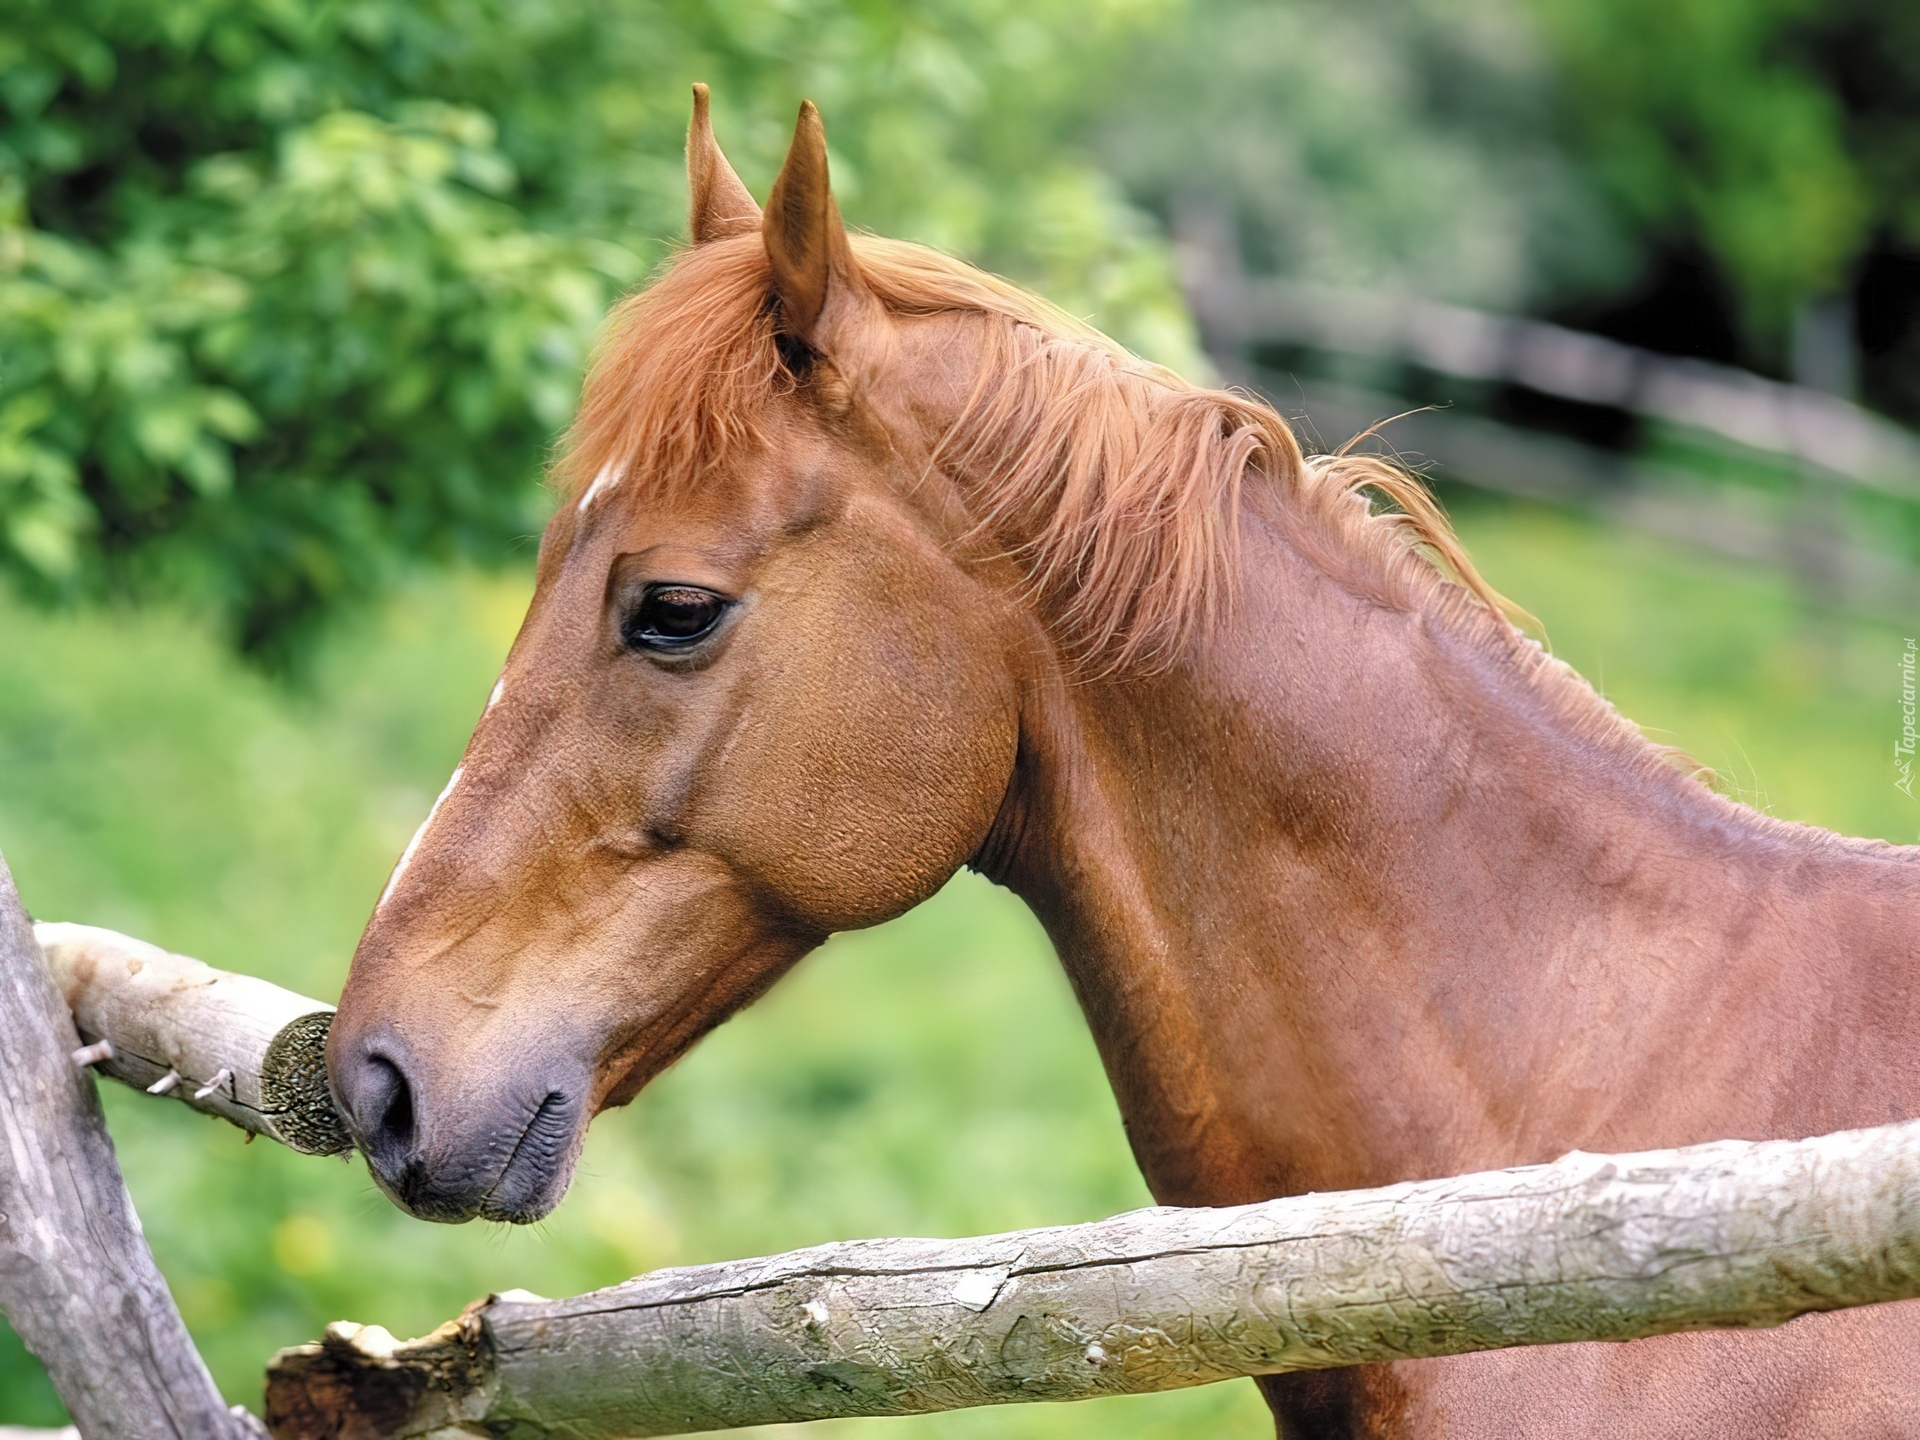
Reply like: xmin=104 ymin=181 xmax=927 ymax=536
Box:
xmin=558 ymin=232 xmax=1516 ymax=671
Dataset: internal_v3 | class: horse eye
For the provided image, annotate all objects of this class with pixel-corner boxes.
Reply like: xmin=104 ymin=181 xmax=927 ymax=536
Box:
xmin=624 ymin=585 xmax=728 ymax=651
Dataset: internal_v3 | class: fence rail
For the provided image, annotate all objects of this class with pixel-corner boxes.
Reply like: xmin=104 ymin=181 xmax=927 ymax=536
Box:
xmin=37 ymin=923 xmax=348 ymax=1155
xmin=1173 ymin=208 xmax=1920 ymax=616
xmin=1204 ymin=277 xmax=1920 ymax=501
xmin=267 ymin=1118 xmax=1920 ymax=1438
xmin=1282 ymin=377 xmax=1920 ymax=622
xmin=1175 ymin=211 xmax=1920 ymax=501
xmin=0 ymin=862 xmax=262 ymax=1440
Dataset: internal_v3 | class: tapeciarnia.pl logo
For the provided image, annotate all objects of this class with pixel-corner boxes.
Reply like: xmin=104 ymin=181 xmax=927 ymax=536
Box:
xmin=1899 ymin=638 xmax=1917 ymax=799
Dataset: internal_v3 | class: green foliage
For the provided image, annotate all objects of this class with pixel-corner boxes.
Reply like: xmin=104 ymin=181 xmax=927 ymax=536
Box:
xmin=1 ymin=106 xmax=614 ymax=661
xmin=1804 ymin=0 xmax=1920 ymax=243
xmin=0 ymin=2 xmax=624 ymax=660
xmin=0 ymin=0 xmax=1198 ymax=662
xmin=6 ymin=0 xmax=1916 ymax=657
xmin=1107 ymin=0 xmax=1920 ymax=365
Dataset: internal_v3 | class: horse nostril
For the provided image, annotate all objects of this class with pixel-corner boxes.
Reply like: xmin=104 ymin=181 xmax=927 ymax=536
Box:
xmin=346 ymin=1051 xmax=416 ymax=1159
xmin=372 ymin=1056 xmax=414 ymax=1150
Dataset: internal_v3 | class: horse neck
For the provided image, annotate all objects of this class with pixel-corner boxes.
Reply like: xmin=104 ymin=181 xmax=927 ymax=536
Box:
xmin=983 ymin=492 xmax=1904 ymax=1206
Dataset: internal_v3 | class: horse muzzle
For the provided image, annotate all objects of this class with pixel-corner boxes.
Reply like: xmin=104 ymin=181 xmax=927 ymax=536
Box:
xmin=329 ymin=1022 xmax=589 ymax=1224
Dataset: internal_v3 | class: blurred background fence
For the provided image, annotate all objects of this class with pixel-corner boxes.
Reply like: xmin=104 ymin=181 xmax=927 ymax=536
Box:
xmin=2 ymin=0 xmax=1918 ymax=1434
xmin=1176 ymin=207 xmax=1920 ymax=622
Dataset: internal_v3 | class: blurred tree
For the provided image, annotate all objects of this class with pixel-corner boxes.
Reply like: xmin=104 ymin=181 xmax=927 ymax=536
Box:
xmin=7 ymin=0 xmax=1918 ymax=661
xmin=1525 ymin=0 xmax=1920 ymax=417
xmin=1101 ymin=0 xmax=1920 ymax=418
xmin=0 ymin=2 xmax=624 ymax=663
xmin=1100 ymin=0 xmax=1613 ymax=313
xmin=1794 ymin=0 xmax=1920 ymax=423
xmin=1530 ymin=0 xmax=1868 ymax=349
xmin=0 ymin=0 xmax=1197 ymax=664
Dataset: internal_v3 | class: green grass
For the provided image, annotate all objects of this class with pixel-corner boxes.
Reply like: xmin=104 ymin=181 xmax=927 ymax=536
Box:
xmin=0 ymin=494 xmax=1913 ymax=1432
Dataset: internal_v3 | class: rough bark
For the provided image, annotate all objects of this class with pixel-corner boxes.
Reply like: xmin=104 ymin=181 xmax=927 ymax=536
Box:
xmin=36 ymin=924 xmax=349 ymax=1156
xmin=266 ymin=1116 xmax=1920 ymax=1438
xmin=0 ymin=856 xmax=263 ymax=1439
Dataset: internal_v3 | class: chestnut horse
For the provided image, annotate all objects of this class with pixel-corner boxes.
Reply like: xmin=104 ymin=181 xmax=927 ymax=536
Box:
xmin=329 ymin=88 xmax=1920 ymax=1437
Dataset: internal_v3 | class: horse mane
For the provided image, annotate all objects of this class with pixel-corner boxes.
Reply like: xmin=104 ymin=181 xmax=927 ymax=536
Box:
xmin=558 ymin=231 xmax=1516 ymax=671
xmin=552 ymin=231 xmax=1920 ymax=861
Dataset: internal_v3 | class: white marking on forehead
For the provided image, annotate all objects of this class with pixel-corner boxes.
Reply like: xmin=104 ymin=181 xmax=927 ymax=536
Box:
xmin=376 ymin=765 xmax=465 ymax=912
xmin=484 ymin=676 xmax=506 ymax=714
xmin=576 ymin=460 xmax=623 ymax=514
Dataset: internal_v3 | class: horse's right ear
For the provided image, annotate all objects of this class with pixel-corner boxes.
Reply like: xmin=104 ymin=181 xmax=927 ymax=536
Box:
xmin=687 ymin=83 xmax=760 ymax=243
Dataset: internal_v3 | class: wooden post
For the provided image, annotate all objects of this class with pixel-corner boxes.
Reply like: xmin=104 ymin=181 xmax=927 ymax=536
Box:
xmin=267 ymin=1116 xmax=1920 ymax=1439
xmin=36 ymin=924 xmax=349 ymax=1156
xmin=0 ymin=855 xmax=264 ymax=1438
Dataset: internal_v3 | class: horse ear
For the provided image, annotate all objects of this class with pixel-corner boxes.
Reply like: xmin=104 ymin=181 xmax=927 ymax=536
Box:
xmin=763 ymin=100 xmax=859 ymax=339
xmin=687 ymin=83 xmax=760 ymax=243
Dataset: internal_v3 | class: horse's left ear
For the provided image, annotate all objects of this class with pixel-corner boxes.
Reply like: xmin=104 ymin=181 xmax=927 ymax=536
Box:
xmin=687 ymin=83 xmax=760 ymax=243
xmin=764 ymin=100 xmax=864 ymax=343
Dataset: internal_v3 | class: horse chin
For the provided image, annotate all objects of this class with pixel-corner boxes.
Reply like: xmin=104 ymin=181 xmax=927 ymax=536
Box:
xmin=366 ymin=1152 xmax=580 ymax=1227
xmin=477 ymin=1099 xmax=586 ymax=1225
xmin=474 ymin=1167 xmax=574 ymax=1227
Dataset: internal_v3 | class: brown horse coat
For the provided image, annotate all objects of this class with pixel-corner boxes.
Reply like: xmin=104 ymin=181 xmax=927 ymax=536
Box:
xmin=329 ymin=90 xmax=1920 ymax=1437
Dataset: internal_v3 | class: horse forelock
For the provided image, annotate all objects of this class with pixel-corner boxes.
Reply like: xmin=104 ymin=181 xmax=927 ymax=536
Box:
xmin=555 ymin=229 xmax=1520 ymax=674
xmin=556 ymin=236 xmax=789 ymax=519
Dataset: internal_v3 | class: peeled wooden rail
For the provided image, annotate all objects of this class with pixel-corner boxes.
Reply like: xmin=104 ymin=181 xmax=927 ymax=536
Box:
xmin=265 ymin=1118 xmax=1920 ymax=1438
xmin=36 ymin=923 xmax=350 ymax=1155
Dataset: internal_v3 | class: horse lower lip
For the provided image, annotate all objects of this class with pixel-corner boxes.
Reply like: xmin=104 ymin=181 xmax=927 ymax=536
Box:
xmin=477 ymin=1092 xmax=578 ymax=1223
xmin=383 ymin=1161 xmax=491 ymax=1225
xmin=374 ymin=1152 xmax=564 ymax=1225
xmin=484 ymin=1168 xmax=567 ymax=1222
xmin=474 ymin=1156 xmax=565 ymax=1223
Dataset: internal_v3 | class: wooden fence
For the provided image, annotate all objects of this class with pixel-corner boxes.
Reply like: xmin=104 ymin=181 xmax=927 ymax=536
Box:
xmin=6 ymin=859 xmax=1920 ymax=1438
xmin=1172 ymin=207 xmax=1920 ymax=620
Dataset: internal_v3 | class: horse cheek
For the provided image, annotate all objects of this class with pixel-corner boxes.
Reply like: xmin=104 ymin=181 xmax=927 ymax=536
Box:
xmin=715 ymin=611 xmax=1017 ymax=934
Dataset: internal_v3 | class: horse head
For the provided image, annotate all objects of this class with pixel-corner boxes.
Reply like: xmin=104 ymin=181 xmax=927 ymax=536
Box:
xmin=327 ymin=89 xmax=1043 ymax=1221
